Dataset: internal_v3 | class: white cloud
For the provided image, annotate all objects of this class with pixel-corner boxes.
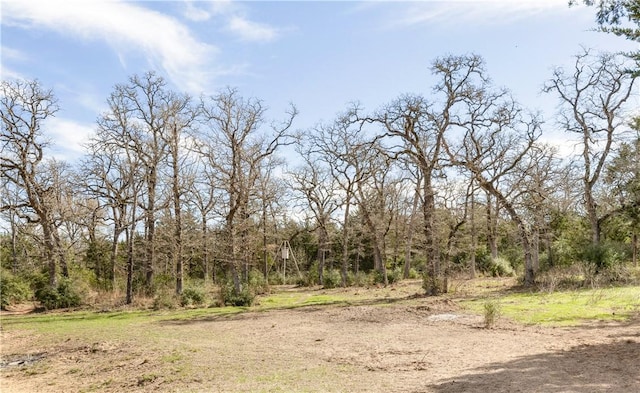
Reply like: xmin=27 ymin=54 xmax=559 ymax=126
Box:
xmin=193 ymin=0 xmax=281 ymax=43
xmin=2 ymin=0 xmax=218 ymax=94
xmin=387 ymin=0 xmax=574 ymax=28
xmin=1 ymin=46 xmax=29 ymax=62
xmin=182 ymin=1 xmax=211 ymax=22
xmin=47 ymin=117 xmax=94 ymax=160
xmin=228 ymin=15 xmax=279 ymax=42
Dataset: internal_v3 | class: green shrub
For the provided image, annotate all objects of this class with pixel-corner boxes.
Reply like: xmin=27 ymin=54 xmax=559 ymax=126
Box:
xmin=267 ymin=272 xmax=285 ymax=285
xmin=248 ymin=269 xmax=269 ymax=295
xmin=407 ymin=268 xmax=420 ymax=279
xmin=387 ymin=267 xmax=403 ymax=285
xmin=34 ymin=277 xmax=82 ymax=310
xmin=152 ymin=290 xmax=178 ymax=310
xmin=0 ymin=270 xmax=32 ymax=309
xmin=180 ymin=287 xmax=205 ymax=307
xmin=347 ymin=271 xmax=373 ymax=287
xmin=483 ymin=299 xmax=502 ymax=328
xmin=488 ymin=257 xmax=516 ymax=277
xmin=422 ymin=272 xmax=446 ymax=295
xmin=322 ymin=269 xmax=342 ymax=289
xmin=220 ymin=282 xmax=255 ymax=307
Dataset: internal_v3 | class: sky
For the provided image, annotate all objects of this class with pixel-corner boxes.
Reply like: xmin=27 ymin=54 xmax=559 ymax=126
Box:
xmin=1 ymin=0 xmax=638 ymax=162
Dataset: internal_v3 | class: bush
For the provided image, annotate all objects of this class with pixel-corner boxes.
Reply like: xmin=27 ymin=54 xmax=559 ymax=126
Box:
xmin=153 ymin=290 xmax=178 ymax=310
xmin=180 ymin=287 xmax=205 ymax=307
xmin=347 ymin=271 xmax=373 ymax=287
xmin=34 ymin=277 xmax=82 ymax=310
xmin=0 ymin=270 xmax=32 ymax=309
xmin=387 ymin=267 xmax=403 ymax=284
xmin=248 ymin=269 xmax=269 ymax=295
xmin=322 ymin=269 xmax=342 ymax=289
xmin=580 ymin=242 xmax=625 ymax=273
xmin=220 ymin=282 xmax=255 ymax=307
xmin=407 ymin=268 xmax=420 ymax=279
xmin=483 ymin=299 xmax=502 ymax=328
xmin=422 ymin=272 xmax=446 ymax=295
xmin=488 ymin=257 xmax=516 ymax=277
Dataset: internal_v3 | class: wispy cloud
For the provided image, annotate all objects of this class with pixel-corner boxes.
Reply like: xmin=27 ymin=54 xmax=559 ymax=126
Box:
xmin=386 ymin=0 xmax=573 ymax=28
xmin=182 ymin=0 xmax=212 ymax=22
xmin=183 ymin=0 xmax=281 ymax=43
xmin=1 ymin=46 xmax=29 ymax=80
xmin=47 ymin=117 xmax=94 ymax=161
xmin=1 ymin=46 xmax=29 ymax=62
xmin=2 ymin=0 xmax=218 ymax=94
xmin=227 ymin=15 xmax=279 ymax=42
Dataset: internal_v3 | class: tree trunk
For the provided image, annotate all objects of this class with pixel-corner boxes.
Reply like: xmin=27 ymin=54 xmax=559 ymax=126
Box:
xmin=125 ymin=192 xmax=138 ymax=305
xmin=422 ymin=175 xmax=443 ymax=295
xmin=486 ymin=192 xmax=499 ymax=259
xmin=341 ymin=193 xmax=351 ymax=287
xmin=145 ymin=168 xmax=157 ymax=289
xmin=41 ymin=220 xmax=58 ymax=287
xmin=403 ymin=188 xmax=419 ymax=279
xmin=633 ymin=232 xmax=638 ymax=268
xmin=110 ymin=225 xmax=122 ymax=289
xmin=172 ymin=137 xmax=184 ymax=295
xmin=202 ymin=217 xmax=209 ymax=283
xmin=585 ymin=187 xmax=600 ymax=245
xmin=470 ymin=190 xmax=477 ymax=278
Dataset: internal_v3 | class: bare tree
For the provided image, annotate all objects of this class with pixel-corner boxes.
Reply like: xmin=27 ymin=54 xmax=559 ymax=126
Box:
xmin=290 ymin=140 xmax=340 ymax=285
xmin=162 ymin=94 xmax=197 ymax=295
xmin=309 ymin=109 xmax=373 ymax=286
xmin=198 ymin=88 xmax=297 ymax=294
xmin=372 ymin=92 xmax=447 ymax=294
xmin=187 ymin=157 xmax=219 ymax=283
xmin=1 ymin=79 xmax=66 ymax=287
xmin=437 ymin=55 xmax=542 ymax=285
xmin=544 ymin=49 xmax=637 ymax=245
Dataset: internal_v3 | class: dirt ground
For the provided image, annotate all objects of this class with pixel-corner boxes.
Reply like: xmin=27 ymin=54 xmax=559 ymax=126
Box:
xmin=1 ymin=289 xmax=639 ymax=392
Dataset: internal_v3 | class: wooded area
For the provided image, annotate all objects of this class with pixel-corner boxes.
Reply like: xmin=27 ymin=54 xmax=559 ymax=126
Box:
xmin=1 ymin=1 xmax=639 ymax=309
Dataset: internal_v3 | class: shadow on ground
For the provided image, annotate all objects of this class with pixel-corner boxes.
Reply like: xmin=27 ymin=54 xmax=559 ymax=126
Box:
xmin=426 ymin=339 xmax=640 ymax=393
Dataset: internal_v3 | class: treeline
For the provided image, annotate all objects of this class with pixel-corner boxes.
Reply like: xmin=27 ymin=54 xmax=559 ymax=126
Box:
xmin=2 ymin=48 xmax=638 ymax=309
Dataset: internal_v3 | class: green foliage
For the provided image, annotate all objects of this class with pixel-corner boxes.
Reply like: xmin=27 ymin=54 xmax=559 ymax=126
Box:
xmin=34 ymin=276 xmax=82 ymax=310
xmin=422 ymin=272 xmax=446 ymax=295
xmin=153 ymin=290 xmax=178 ymax=310
xmin=267 ymin=272 xmax=285 ymax=286
xmin=373 ymin=267 xmax=403 ymax=285
xmin=220 ymin=282 xmax=255 ymax=307
xmin=150 ymin=273 xmax=175 ymax=296
xmin=387 ymin=267 xmax=403 ymax=284
xmin=321 ymin=269 xmax=342 ymax=289
xmin=407 ymin=268 xmax=420 ymax=279
xmin=347 ymin=271 xmax=373 ymax=287
xmin=180 ymin=287 xmax=205 ymax=307
xmin=483 ymin=299 xmax=502 ymax=328
xmin=579 ymin=241 xmax=626 ymax=285
xmin=487 ymin=257 xmax=516 ymax=277
xmin=0 ymin=269 xmax=32 ymax=309
xmin=248 ymin=269 xmax=269 ymax=295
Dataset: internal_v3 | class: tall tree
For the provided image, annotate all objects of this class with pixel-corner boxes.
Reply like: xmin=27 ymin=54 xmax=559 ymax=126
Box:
xmin=432 ymin=54 xmax=543 ymax=286
xmin=162 ymin=93 xmax=196 ymax=295
xmin=1 ymin=79 xmax=66 ymax=287
xmin=289 ymin=144 xmax=339 ymax=286
xmin=198 ymin=88 xmax=296 ymax=294
xmin=544 ymin=49 xmax=637 ymax=244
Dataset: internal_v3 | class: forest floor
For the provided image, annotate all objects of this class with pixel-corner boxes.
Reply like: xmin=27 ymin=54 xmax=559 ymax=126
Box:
xmin=1 ymin=278 xmax=639 ymax=392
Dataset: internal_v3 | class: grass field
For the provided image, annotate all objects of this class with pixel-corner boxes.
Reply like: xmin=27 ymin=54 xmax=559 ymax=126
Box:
xmin=1 ymin=278 xmax=639 ymax=392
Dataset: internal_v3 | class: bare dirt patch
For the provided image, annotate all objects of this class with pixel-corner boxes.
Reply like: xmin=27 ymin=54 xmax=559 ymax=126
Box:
xmin=1 ymin=288 xmax=639 ymax=392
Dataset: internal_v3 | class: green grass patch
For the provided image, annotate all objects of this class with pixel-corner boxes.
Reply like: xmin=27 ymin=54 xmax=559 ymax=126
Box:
xmin=462 ymin=285 xmax=640 ymax=326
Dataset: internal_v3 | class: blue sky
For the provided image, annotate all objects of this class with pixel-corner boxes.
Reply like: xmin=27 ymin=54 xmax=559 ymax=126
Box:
xmin=1 ymin=0 xmax=637 ymax=161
